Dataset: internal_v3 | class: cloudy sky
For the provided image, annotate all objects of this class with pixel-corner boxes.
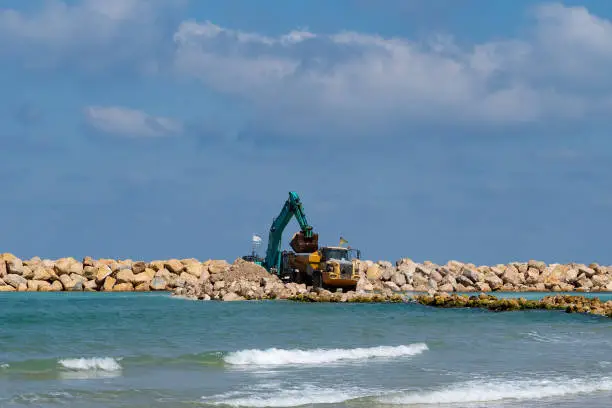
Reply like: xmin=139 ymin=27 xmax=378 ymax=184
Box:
xmin=2 ymin=0 xmax=612 ymax=265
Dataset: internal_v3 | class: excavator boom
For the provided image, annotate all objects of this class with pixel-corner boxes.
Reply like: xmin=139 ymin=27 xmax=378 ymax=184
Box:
xmin=264 ymin=192 xmax=319 ymax=273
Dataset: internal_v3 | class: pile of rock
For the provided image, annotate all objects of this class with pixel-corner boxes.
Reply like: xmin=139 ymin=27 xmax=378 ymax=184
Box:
xmin=175 ymin=258 xmax=310 ymax=301
xmin=0 ymin=253 xmax=206 ymax=292
xmin=1 ymin=252 xmax=611 ymax=295
xmin=356 ymin=258 xmax=612 ymax=293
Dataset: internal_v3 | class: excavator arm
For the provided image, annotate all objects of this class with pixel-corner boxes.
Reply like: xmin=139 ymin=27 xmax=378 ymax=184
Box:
xmin=264 ymin=192 xmax=318 ymax=273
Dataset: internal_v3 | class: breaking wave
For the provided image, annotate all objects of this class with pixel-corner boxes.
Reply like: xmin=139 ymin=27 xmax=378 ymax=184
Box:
xmin=202 ymin=384 xmax=379 ymax=407
xmin=223 ymin=343 xmax=428 ymax=366
xmin=58 ymin=357 xmax=122 ymax=371
xmin=379 ymin=376 xmax=612 ymax=405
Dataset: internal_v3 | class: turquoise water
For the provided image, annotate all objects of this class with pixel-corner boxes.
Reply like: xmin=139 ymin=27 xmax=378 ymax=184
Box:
xmin=0 ymin=292 xmax=611 ymax=407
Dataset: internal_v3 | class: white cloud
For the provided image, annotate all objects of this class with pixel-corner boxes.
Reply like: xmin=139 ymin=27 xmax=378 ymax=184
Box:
xmin=0 ymin=0 xmax=181 ymax=72
xmin=172 ymin=3 xmax=612 ymax=136
xmin=3 ymin=1 xmax=612 ymax=137
xmin=84 ymin=106 xmax=182 ymax=137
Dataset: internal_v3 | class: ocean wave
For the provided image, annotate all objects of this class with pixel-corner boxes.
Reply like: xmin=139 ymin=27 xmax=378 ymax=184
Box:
xmin=223 ymin=343 xmax=428 ymax=366
xmin=202 ymin=384 xmax=378 ymax=407
xmin=58 ymin=357 xmax=122 ymax=371
xmin=379 ymin=376 xmax=612 ymax=405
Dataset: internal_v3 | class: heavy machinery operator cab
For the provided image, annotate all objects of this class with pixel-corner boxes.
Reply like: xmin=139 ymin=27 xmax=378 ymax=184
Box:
xmin=321 ymin=247 xmax=351 ymax=261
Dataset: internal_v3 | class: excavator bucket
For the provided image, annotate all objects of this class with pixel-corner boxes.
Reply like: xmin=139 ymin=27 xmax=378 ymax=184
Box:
xmin=290 ymin=231 xmax=319 ymax=253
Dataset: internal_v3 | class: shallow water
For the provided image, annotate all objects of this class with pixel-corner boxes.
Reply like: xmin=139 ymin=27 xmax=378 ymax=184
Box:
xmin=0 ymin=292 xmax=610 ymax=407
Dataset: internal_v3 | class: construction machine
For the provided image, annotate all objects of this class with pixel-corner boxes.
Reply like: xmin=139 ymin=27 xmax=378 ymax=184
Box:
xmin=242 ymin=192 xmax=361 ymax=290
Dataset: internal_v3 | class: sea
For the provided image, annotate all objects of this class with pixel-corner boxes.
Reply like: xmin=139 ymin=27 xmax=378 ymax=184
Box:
xmin=0 ymin=292 xmax=611 ymax=408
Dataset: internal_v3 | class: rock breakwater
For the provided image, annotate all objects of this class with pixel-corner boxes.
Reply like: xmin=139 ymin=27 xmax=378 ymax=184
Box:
xmin=414 ymin=293 xmax=612 ymax=318
xmin=1 ymin=253 xmax=611 ymax=295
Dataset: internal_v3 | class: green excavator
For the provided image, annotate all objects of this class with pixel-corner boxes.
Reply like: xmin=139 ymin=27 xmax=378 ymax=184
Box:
xmin=242 ymin=192 xmax=361 ymax=290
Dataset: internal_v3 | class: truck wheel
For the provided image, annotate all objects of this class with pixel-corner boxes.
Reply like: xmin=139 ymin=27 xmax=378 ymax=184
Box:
xmin=312 ymin=271 xmax=323 ymax=289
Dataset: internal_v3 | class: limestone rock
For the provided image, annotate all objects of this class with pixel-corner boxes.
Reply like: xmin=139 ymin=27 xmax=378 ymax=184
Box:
xmin=6 ymin=258 xmax=24 ymax=275
xmin=27 ymin=280 xmax=40 ymax=291
xmin=37 ymin=281 xmax=52 ymax=292
xmin=502 ymin=265 xmax=521 ymax=286
xmin=366 ymin=264 xmax=381 ymax=280
xmin=462 ymin=267 xmax=482 ymax=284
xmin=48 ymin=280 xmax=62 ymax=291
xmin=116 ymin=269 xmax=135 ymax=284
xmin=150 ymin=277 xmax=167 ymax=290
xmin=592 ymin=274 xmax=609 ymax=288
xmin=84 ymin=280 xmax=98 ymax=291
xmin=475 ymin=282 xmax=491 ymax=292
xmin=165 ymin=259 xmax=184 ymax=274
xmin=456 ymin=275 xmax=473 ymax=288
xmin=438 ymin=283 xmax=454 ymax=292
xmin=4 ymin=274 xmax=27 ymax=289
xmin=356 ymin=276 xmax=374 ymax=293
xmin=82 ymin=266 xmax=96 ymax=280
xmin=113 ymin=282 xmax=134 ymax=292
xmin=33 ymin=266 xmax=53 ymax=281
xmin=59 ymin=274 xmax=78 ymax=291
xmin=179 ymin=272 xmax=198 ymax=286
xmin=412 ymin=273 xmax=429 ymax=288
xmin=578 ymin=266 xmax=596 ymax=278
xmin=132 ymin=261 xmax=146 ymax=274
xmin=133 ymin=272 xmax=153 ymax=284
xmin=383 ymin=281 xmax=400 ymax=292
xmin=485 ymin=274 xmax=503 ymax=290
xmin=223 ymin=292 xmax=245 ymax=301
xmin=430 ymin=270 xmax=444 ymax=283
xmin=95 ymin=265 xmax=113 ymax=283
xmin=103 ymin=276 xmax=116 ymax=291
xmin=135 ymin=282 xmax=150 ymax=291
xmin=0 ymin=285 xmax=15 ymax=292
xmin=184 ymin=262 xmax=204 ymax=278
xmin=391 ymin=271 xmax=406 ymax=287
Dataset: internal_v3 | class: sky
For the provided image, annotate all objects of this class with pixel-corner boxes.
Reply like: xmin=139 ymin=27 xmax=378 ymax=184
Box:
xmin=2 ymin=0 xmax=612 ymax=266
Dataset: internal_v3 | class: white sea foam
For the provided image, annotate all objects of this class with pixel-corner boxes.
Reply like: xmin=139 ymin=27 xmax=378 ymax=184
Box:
xmin=224 ymin=343 xmax=428 ymax=366
xmin=58 ymin=357 xmax=122 ymax=371
xmin=379 ymin=376 xmax=612 ymax=405
xmin=203 ymin=384 xmax=378 ymax=407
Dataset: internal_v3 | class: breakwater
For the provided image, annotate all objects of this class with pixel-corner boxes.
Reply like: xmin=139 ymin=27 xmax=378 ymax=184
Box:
xmin=1 ymin=253 xmax=611 ymax=296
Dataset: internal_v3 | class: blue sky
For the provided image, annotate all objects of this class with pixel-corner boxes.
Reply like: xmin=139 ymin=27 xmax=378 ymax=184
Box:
xmin=2 ymin=0 xmax=612 ymax=266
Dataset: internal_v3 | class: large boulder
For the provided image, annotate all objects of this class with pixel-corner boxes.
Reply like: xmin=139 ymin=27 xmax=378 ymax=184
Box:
xmin=484 ymin=274 xmax=502 ymax=290
xmin=116 ymin=269 xmax=135 ymax=284
xmin=6 ymin=258 xmax=24 ymax=275
xmin=462 ymin=267 xmax=482 ymax=284
xmin=95 ymin=265 xmax=113 ymax=283
xmin=366 ymin=264 xmax=382 ymax=280
xmin=150 ymin=277 xmax=167 ymax=290
xmin=4 ymin=274 xmax=27 ymax=289
xmin=165 ymin=259 xmax=185 ymax=274
xmin=502 ymin=265 xmax=522 ymax=286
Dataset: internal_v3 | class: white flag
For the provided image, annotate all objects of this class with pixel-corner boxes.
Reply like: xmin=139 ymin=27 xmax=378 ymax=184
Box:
xmin=252 ymin=234 xmax=262 ymax=243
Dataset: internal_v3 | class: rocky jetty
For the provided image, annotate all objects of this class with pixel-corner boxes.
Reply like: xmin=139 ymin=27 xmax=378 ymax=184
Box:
xmin=359 ymin=258 xmax=612 ymax=293
xmin=414 ymin=293 xmax=612 ymax=318
xmin=1 ymin=252 xmax=611 ymax=295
